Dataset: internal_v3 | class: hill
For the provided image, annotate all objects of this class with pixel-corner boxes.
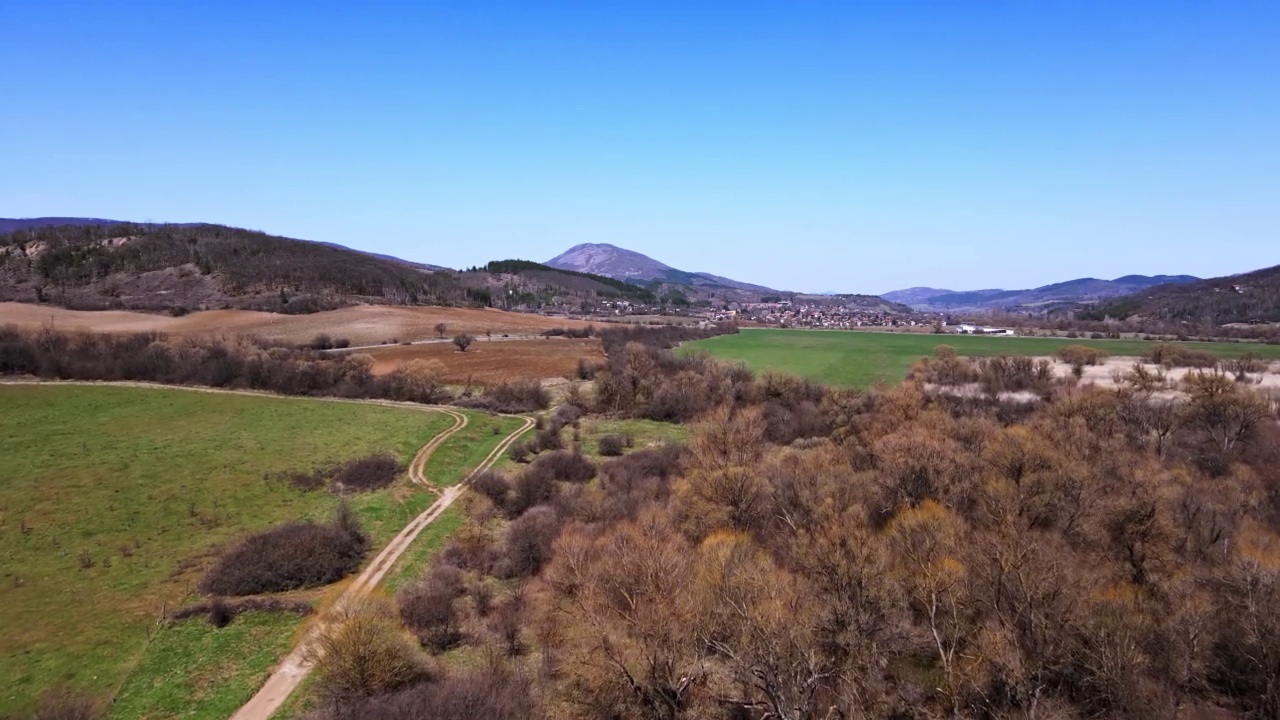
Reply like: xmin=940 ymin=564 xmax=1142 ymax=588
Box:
xmin=546 ymin=242 xmax=774 ymax=293
xmin=0 ymin=221 xmax=466 ymax=313
xmin=886 ymin=274 xmax=1199 ymax=311
xmin=1089 ymin=263 xmax=1280 ymax=325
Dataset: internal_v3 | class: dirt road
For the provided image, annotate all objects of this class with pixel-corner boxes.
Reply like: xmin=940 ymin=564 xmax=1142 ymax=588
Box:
xmin=225 ymin=409 xmax=533 ymax=720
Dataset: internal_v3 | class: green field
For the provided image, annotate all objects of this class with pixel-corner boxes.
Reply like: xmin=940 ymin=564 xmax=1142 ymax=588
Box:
xmin=681 ymin=329 xmax=1280 ymax=388
xmin=0 ymin=385 xmax=466 ymax=718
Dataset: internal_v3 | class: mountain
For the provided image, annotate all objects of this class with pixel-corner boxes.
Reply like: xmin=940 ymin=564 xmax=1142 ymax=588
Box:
xmin=1089 ymin=264 xmax=1280 ymax=325
xmin=886 ymin=275 xmax=1200 ymax=311
xmin=881 ymin=287 xmax=957 ymax=305
xmin=546 ymin=243 xmax=773 ymax=293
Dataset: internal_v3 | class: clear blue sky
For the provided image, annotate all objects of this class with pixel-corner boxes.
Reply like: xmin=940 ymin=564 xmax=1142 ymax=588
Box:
xmin=2 ymin=1 xmax=1277 ymax=294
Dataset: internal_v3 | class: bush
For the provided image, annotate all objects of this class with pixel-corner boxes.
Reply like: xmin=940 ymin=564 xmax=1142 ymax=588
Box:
xmin=598 ymin=434 xmax=626 ymax=456
xmin=485 ymin=380 xmax=551 ymax=413
xmin=199 ymin=505 xmax=368 ymax=596
xmin=333 ymin=454 xmax=402 ymax=492
xmin=454 ymin=379 xmax=551 ymax=414
xmin=398 ymin=563 xmax=467 ymax=653
xmin=507 ymin=467 xmax=560 ymax=518
xmin=310 ymin=663 xmax=535 ymax=720
xmin=498 ymin=505 xmax=562 ymax=578
xmin=507 ymin=441 xmax=532 ymax=464
xmin=1147 ymin=343 xmax=1219 ymax=368
xmin=528 ymin=450 xmax=596 ymax=484
xmin=315 ymin=599 xmax=430 ymax=703
xmin=471 ymin=470 xmax=511 ymax=508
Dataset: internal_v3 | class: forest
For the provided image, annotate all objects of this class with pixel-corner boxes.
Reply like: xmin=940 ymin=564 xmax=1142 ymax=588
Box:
xmin=275 ymin=330 xmax=1280 ymax=720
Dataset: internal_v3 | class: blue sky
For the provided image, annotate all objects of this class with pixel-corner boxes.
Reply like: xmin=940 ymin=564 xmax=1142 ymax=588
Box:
xmin=2 ymin=1 xmax=1277 ymax=294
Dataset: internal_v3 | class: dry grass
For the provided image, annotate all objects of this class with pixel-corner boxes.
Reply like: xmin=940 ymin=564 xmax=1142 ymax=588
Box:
xmin=0 ymin=302 xmax=595 ymax=345
xmin=359 ymin=338 xmax=605 ymax=383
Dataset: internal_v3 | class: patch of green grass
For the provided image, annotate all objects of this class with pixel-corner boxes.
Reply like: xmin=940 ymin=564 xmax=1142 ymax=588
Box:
xmin=579 ymin=418 xmax=690 ymax=458
xmin=109 ymin=612 xmax=303 ymax=720
xmin=422 ymin=412 xmax=528 ymax=488
xmin=0 ymin=385 xmax=453 ymax=717
xmin=681 ymin=328 xmax=1280 ymax=388
xmin=383 ymin=505 xmax=466 ymax=594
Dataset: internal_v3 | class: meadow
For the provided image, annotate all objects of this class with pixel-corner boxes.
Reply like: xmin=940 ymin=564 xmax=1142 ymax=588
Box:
xmin=681 ymin=328 xmax=1280 ymax=387
xmin=0 ymin=385 xmax=496 ymax=718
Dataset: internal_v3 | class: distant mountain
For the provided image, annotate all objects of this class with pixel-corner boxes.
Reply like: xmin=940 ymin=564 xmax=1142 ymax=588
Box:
xmin=0 ymin=217 xmax=130 ymax=233
xmin=881 ymin=287 xmax=957 ymax=305
xmin=886 ymin=275 xmax=1200 ymax=311
xmin=1090 ymin=265 xmax=1280 ymax=325
xmin=547 ymin=243 xmax=774 ymax=293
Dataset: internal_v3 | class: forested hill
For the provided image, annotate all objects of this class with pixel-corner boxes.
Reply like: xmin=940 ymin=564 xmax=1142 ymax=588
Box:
xmin=0 ymin=222 xmax=465 ymax=313
xmin=1091 ymin=263 xmax=1280 ymax=324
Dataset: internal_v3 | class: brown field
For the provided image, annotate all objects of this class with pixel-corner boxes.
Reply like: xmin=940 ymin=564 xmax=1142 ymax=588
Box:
xmin=356 ymin=337 xmax=605 ymax=383
xmin=0 ymin=302 xmax=594 ymax=346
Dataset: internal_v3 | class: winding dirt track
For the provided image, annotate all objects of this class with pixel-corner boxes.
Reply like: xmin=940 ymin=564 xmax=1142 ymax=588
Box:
xmin=0 ymin=380 xmax=532 ymax=720
xmin=228 ymin=410 xmax=533 ymax=720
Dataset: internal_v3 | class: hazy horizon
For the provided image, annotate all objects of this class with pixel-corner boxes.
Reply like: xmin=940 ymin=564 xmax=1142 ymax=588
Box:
xmin=4 ymin=2 xmax=1278 ymax=295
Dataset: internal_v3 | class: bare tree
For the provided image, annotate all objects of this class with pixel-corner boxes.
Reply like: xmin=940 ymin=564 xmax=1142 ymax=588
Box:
xmin=434 ymin=322 xmax=447 ymax=338
xmin=453 ymin=333 xmax=474 ymax=352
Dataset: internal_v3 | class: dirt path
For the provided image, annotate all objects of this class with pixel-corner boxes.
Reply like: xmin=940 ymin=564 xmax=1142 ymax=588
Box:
xmin=0 ymin=379 xmax=532 ymax=720
xmin=227 ymin=412 xmax=532 ymax=720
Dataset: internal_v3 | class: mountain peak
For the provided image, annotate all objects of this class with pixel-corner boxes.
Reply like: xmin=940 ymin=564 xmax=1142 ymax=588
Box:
xmin=547 ymin=244 xmax=675 ymax=280
xmin=546 ymin=243 xmax=774 ymax=293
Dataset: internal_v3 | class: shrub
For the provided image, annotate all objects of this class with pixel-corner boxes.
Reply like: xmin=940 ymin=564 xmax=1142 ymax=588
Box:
xmin=1146 ymin=343 xmax=1219 ymax=368
xmin=199 ymin=505 xmax=368 ymax=596
xmin=486 ymin=380 xmax=550 ymax=413
xmin=398 ymin=563 xmax=467 ymax=653
xmin=528 ymin=450 xmax=597 ymax=484
xmin=333 ymin=454 xmax=402 ymax=492
xmin=312 ymin=663 xmax=535 ymax=720
xmin=498 ymin=505 xmax=562 ymax=578
xmin=507 ymin=467 xmax=560 ymax=517
xmin=598 ymin=434 xmax=626 ymax=456
xmin=315 ymin=599 xmax=430 ymax=703
xmin=507 ymin=441 xmax=532 ymax=464
xmin=455 ymin=379 xmax=551 ymax=413
xmin=471 ymin=470 xmax=511 ymax=508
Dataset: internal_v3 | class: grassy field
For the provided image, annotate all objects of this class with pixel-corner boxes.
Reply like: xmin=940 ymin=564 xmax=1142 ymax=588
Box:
xmin=0 ymin=385 xmax=459 ymax=718
xmin=681 ymin=328 xmax=1280 ymax=388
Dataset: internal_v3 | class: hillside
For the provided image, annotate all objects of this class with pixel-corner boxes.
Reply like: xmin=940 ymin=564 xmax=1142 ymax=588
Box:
xmin=546 ymin=242 xmax=774 ymax=293
xmin=886 ymin=274 xmax=1199 ymax=311
xmin=0 ymin=222 xmax=467 ymax=313
xmin=1090 ymin=263 xmax=1280 ymax=324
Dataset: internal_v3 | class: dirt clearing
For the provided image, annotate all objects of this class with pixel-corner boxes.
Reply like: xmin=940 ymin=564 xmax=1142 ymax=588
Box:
xmin=357 ymin=338 xmax=605 ymax=383
xmin=1045 ymin=355 xmax=1280 ymax=390
xmin=0 ymin=302 xmax=594 ymax=345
